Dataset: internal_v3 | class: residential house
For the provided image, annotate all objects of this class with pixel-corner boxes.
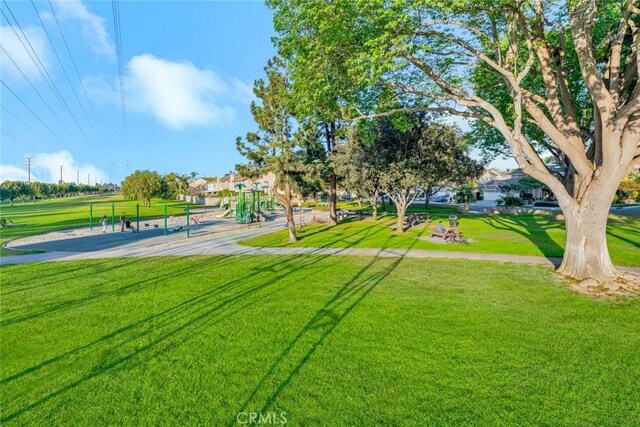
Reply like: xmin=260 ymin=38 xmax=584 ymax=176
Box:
xmin=478 ymin=167 xmax=557 ymax=202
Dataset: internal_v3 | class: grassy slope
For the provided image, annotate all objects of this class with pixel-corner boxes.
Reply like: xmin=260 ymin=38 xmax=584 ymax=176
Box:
xmin=240 ymin=213 xmax=640 ymax=267
xmin=0 ymin=195 xmax=198 ymax=256
xmin=1 ymin=256 xmax=639 ymax=425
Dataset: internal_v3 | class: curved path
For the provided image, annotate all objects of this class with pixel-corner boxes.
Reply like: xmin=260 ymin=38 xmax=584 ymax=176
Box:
xmin=2 ymin=214 xmax=639 ymax=275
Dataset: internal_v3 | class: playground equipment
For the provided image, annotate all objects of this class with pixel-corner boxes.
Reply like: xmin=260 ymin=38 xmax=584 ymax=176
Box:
xmin=219 ymin=188 xmax=275 ymax=224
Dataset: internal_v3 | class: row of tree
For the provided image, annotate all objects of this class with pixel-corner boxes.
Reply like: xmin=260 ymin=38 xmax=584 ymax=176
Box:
xmin=235 ymin=58 xmax=482 ymax=241
xmin=0 ymin=181 xmax=110 ymax=205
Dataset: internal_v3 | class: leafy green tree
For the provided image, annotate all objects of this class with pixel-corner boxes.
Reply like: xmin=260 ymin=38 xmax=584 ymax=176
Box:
xmin=121 ymin=170 xmax=163 ymax=207
xmin=269 ymin=0 xmax=640 ymax=283
xmin=616 ymin=172 xmax=640 ymax=203
xmin=163 ymin=172 xmax=189 ymax=198
xmin=236 ymin=57 xmax=306 ymax=242
xmin=340 ymin=115 xmax=481 ymax=233
xmin=333 ymin=127 xmax=386 ymax=220
xmin=1 ymin=181 xmax=29 ymax=206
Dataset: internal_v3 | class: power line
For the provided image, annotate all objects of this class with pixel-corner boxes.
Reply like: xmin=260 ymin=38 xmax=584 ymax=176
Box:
xmin=30 ymin=0 xmax=96 ymax=144
xmin=1 ymin=4 xmax=69 ymax=115
xmin=46 ymin=0 xmax=97 ymax=121
xmin=112 ymin=0 xmax=127 ymax=132
xmin=1 ymin=129 xmax=39 ymax=152
xmin=1 ymin=79 xmax=71 ymax=150
xmin=3 ymin=105 xmax=48 ymax=143
xmin=0 ymin=44 xmax=70 ymax=132
xmin=1 ymin=3 xmax=90 ymax=152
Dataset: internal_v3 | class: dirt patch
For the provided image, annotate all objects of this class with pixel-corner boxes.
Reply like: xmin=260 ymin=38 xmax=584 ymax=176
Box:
xmin=568 ymin=273 xmax=640 ymax=297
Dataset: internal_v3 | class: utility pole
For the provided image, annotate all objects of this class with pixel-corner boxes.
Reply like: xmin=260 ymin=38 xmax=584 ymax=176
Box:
xmin=87 ymin=174 xmax=90 ymax=185
xmin=59 ymin=165 xmax=64 ymax=184
xmin=77 ymin=169 xmax=79 ymax=185
xmin=25 ymin=157 xmax=33 ymax=183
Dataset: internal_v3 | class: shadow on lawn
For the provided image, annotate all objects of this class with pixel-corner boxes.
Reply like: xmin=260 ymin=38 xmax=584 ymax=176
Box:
xmin=606 ymin=231 xmax=640 ymax=249
xmin=2 ymin=254 xmax=315 ymax=422
xmin=293 ymin=216 xmax=390 ymax=249
xmin=230 ymin=232 xmax=414 ymax=424
xmin=480 ymin=214 xmax=565 ymax=259
xmin=1 ymin=231 xmax=388 ymax=423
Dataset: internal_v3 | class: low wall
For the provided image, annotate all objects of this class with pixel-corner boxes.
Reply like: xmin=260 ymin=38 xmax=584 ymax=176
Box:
xmin=176 ymin=194 xmax=220 ymax=206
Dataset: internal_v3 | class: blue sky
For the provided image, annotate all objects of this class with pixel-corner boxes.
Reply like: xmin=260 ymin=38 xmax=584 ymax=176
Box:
xmin=1 ymin=0 xmax=276 ymax=183
xmin=1 ymin=0 xmax=515 ymax=184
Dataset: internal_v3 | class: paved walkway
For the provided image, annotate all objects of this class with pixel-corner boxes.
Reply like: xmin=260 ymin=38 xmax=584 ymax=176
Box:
xmin=2 ymin=214 xmax=639 ymax=274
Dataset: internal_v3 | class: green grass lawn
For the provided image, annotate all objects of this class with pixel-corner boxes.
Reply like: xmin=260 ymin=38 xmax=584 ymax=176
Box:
xmin=0 ymin=195 xmax=199 ymax=256
xmin=240 ymin=213 xmax=640 ymax=267
xmin=1 ymin=256 xmax=639 ymax=425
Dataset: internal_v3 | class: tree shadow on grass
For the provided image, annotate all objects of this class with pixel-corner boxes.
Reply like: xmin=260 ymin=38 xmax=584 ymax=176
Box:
xmin=1 ymin=240 xmax=376 ymax=423
xmin=606 ymin=231 xmax=640 ymax=249
xmin=230 ymin=232 xmax=415 ymax=424
xmin=480 ymin=214 xmax=565 ymax=259
xmin=293 ymin=217 xmax=391 ymax=249
xmin=0 ymin=256 xmax=211 ymax=326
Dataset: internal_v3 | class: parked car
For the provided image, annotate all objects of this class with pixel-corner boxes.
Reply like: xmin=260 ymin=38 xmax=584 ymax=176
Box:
xmin=339 ymin=194 xmax=352 ymax=201
xmin=432 ymin=195 xmax=449 ymax=203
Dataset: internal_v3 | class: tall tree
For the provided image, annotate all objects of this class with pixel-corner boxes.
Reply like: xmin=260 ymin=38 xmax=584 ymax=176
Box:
xmin=121 ymin=170 xmax=163 ymax=207
xmin=163 ymin=172 xmax=189 ymax=198
xmin=236 ymin=57 xmax=305 ymax=242
xmin=269 ymin=0 xmax=640 ymax=283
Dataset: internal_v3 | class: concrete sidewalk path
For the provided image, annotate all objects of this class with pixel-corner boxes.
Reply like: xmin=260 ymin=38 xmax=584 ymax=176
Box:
xmin=2 ymin=218 xmax=639 ymax=275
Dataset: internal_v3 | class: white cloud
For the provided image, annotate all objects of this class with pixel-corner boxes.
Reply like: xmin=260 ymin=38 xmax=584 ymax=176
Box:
xmin=30 ymin=151 xmax=107 ymax=184
xmin=0 ymin=165 xmax=39 ymax=182
xmin=52 ymin=0 xmax=115 ymax=59
xmin=0 ymin=25 xmax=48 ymax=80
xmin=127 ymin=54 xmax=235 ymax=129
xmin=85 ymin=54 xmax=237 ymax=129
xmin=231 ymin=78 xmax=255 ymax=105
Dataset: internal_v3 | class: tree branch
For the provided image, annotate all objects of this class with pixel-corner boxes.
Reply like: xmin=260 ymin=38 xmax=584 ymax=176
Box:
xmin=569 ymin=0 xmax=615 ymax=115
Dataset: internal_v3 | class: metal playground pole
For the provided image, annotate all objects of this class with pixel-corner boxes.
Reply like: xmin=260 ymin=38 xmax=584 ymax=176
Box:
xmin=164 ymin=204 xmax=168 ymax=236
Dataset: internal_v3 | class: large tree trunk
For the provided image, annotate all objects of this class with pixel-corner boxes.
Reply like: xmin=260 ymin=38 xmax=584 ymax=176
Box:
xmin=395 ymin=202 xmax=407 ymax=234
xmin=329 ymin=173 xmax=337 ymax=225
xmin=395 ymin=206 xmax=407 ymax=233
xmin=284 ymin=181 xmax=297 ymax=242
xmin=556 ymin=179 xmax=619 ymax=282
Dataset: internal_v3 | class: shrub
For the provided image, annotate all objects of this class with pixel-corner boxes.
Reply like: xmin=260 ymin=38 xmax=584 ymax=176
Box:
xmin=496 ymin=196 xmax=524 ymax=207
xmin=533 ymin=200 xmax=559 ymax=207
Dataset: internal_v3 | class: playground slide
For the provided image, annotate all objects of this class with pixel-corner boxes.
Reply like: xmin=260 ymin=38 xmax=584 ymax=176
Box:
xmin=217 ymin=209 xmax=231 ymax=218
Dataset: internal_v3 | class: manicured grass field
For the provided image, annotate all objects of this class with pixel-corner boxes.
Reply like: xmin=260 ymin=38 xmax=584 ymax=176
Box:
xmin=241 ymin=213 xmax=640 ymax=267
xmin=1 ymin=256 xmax=639 ymax=425
xmin=0 ymin=195 xmax=198 ymax=256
